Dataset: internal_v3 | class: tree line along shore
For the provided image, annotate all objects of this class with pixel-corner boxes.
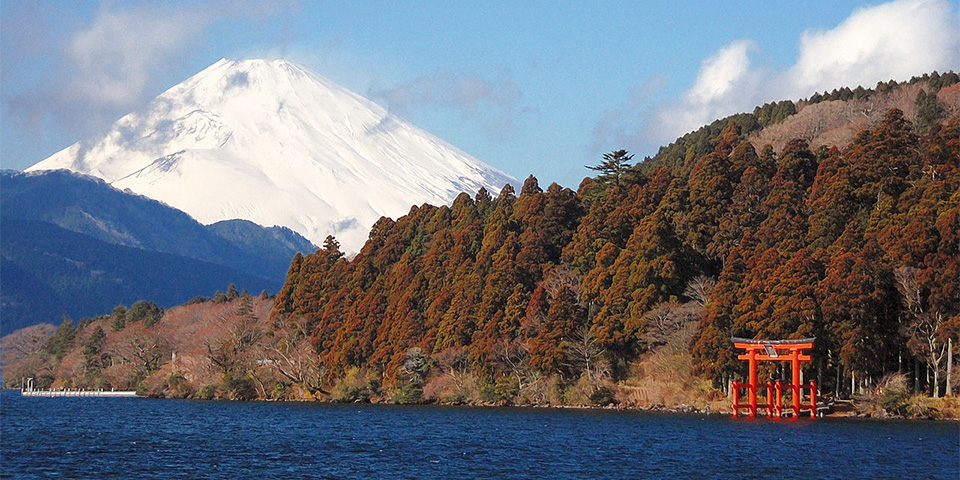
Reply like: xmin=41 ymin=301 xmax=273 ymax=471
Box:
xmin=4 ymin=76 xmax=960 ymax=419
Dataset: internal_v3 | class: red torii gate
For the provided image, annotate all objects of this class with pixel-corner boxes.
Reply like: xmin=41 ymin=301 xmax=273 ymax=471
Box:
xmin=731 ymin=337 xmax=817 ymax=418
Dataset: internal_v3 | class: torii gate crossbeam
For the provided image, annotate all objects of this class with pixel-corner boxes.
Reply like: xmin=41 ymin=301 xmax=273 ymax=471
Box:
xmin=731 ymin=337 xmax=817 ymax=418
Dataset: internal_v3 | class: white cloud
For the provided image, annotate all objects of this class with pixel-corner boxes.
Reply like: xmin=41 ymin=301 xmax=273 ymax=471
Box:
xmin=590 ymin=75 xmax=666 ymax=153
xmin=648 ymin=40 xmax=762 ymax=144
xmin=684 ymin=40 xmax=757 ymax=106
xmin=788 ymin=0 xmax=960 ymax=96
xmin=619 ymin=0 xmax=960 ymax=150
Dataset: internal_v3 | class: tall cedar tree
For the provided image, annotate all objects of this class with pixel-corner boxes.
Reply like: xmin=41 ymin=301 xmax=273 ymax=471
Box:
xmin=270 ymin=108 xmax=958 ymax=395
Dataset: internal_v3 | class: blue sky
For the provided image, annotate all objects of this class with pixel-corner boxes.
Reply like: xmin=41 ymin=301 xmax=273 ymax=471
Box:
xmin=2 ymin=1 xmax=958 ymax=188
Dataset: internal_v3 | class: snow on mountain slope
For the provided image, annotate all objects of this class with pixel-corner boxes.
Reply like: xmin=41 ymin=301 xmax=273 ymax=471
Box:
xmin=27 ymin=58 xmax=516 ymax=252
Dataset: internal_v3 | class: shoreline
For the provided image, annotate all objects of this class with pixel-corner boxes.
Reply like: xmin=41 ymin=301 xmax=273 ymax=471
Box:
xmin=146 ymin=392 xmax=960 ymax=421
xmin=5 ymin=387 xmax=954 ymax=420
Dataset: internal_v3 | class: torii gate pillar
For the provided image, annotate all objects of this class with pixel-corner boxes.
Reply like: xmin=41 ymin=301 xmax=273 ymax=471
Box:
xmin=731 ymin=337 xmax=816 ymax=418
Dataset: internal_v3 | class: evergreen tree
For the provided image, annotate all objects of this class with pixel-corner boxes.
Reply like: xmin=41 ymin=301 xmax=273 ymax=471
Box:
xmin=44 ymin=317 xmax=77 ymax=360
xmin=588 ymin=150 xmax=635 ymax=188
xmin=110 ymin=305 xmax=128 ymax=332
xmin=83 ymin=326 xmax=108 ymax=372
xmin=128 ymin=300 xmax=164 ymax=328
xmin=323 ymin=235 xmax=343 ymax=260
xmin=914 ymin=89 xmax=942 ymax=134
xmin=226 ymin=284 xmax=240 ymax=301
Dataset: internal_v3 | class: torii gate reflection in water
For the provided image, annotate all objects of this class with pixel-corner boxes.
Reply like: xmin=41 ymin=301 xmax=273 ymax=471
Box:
xmin=731 ymin=337 xmax=817 ymax=418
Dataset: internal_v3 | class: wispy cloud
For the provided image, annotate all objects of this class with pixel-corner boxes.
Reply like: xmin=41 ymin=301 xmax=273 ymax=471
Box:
xmin=64 ymin=4 xmax=209 ymax=110
xmin=590 ymin=75 xmax=666 ymax=153
xmin=3 ymin=0 xmax=300 ymax=150
xmin=603 ymin=0 xmax=960 ymax=152
xmin=369 ymin=71 xmax=525 ymax=139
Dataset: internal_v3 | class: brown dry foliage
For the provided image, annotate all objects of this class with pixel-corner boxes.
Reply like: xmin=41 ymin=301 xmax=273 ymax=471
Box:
xmin=751 ymin=83 xmax=960 ymax=155
xmin=617 ymin=319 xmax=724 ymax=412
xmin=1 ymin=324 xmax=55 ymax=369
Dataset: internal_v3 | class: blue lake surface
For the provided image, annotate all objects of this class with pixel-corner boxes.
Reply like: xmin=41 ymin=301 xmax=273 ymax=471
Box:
xmin=1 ymin=389 xmax=957 ymax=479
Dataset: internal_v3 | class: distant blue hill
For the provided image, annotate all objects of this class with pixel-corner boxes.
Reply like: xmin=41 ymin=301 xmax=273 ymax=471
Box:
xmin=0 ymin=170 xmax=316 ymax=335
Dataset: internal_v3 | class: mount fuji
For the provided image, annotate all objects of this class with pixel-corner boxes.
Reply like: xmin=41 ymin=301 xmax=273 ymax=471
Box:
xmin=27 ymin=58 xmax=515 ymax=253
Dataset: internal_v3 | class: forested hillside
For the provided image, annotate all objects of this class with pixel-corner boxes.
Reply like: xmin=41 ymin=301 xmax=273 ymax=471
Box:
xmin=273 ymin=107 xmax=958 ymax=400
xmin=0 ymin=219 xmax=278 ymax=334
xmin=0 ymin=170 xmax=314 ymax=335
xmin=4 ymin=75 xmax=958 ymax=414
xmin=0 ymin=170 xmax=315 ymax=280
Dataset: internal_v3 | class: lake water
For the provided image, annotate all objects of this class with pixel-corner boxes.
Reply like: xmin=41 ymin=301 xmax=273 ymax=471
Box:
xmin=1 ymin=390 xmax=957 ymax=479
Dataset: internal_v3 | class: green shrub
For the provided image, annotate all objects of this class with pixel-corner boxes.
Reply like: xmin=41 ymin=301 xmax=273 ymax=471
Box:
xmin=879 ymin=374 xmax=910 ymax=416
xmin=330 ymin=367 xmax=376 ymax=403
xmin=494 ymin=376 xmax=519 ymax=402
xmin=590 ymin=386 xmax=616 ymax=406
xmin=479 ymin=376 xmax=517 ymax=404
xmin=168 ymin=373 xmax=192 ymax=399
xmin=221 ymin=371 xmax=256 ymax=400
xmin=479 ymin=379 xmax=497 ymax=403
xmin=271 ymin=381 xmax=288 ymax=400
xmin=195 ymin=385 xmax=218 ymax=400
xmin=392 ymin=383 xmax=424 ymax=404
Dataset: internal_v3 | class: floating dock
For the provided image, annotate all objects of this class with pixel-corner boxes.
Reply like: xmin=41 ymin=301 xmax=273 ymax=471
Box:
xmin=18 ymin=377 xmax=139 ymax=397
xmin=20 ymin=387 xmax=138 ymax=397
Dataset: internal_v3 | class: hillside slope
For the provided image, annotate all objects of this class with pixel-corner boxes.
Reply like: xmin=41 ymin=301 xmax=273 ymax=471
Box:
xmin=1 ymin=170 xmax=314 ymax=281
xmin=0 ymin=218 xmax=276 ymax=335
xmin=751 ymin=78 xmax=960 ymax=154
xmin=268 ymin=109 xmax=958 ymax=401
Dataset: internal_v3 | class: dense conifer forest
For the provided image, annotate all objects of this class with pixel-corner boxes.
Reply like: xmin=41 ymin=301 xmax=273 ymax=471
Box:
xmin=271 ymin=109 xmax=958 ymax=403
xmin=3 ymin=75 xmax=958 ymax=416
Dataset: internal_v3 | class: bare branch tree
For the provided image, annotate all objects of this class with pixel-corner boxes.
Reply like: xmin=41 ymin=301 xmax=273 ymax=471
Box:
xmin=543 ymin=266 xmax=583 ymax=303
xmin=895 ymin=265 xmax=949 ymax=397
xmin=643 ymin=301 xmax=700 ymax=351
xmin=433 ymin=347 xmax=471 ymax=396
xmin=495 ymin=338 xmax=531 ymax=393
xmin=1 ymin=324 xmax=55 ymax=360
xmin=683 ymin=275 xmax=716 ymax=307
xmin=112 ymin=332 xmax=169 ymax=379
xmin=205 ymin=298 xmax=265 ymax=375
xmin=562 ymin=323 xmax=608 ymax=383
xmin=894 ymin=266 xmax=923 ymax=315
xmin=260 ymin=314 xmax=328 ymax=395
xmin=903 ymin=311 xmax=949 ymax=397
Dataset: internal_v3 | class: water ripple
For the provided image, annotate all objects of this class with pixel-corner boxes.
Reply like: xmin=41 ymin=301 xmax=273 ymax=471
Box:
xmin=2 ymin=392 xmax=957 ymax=479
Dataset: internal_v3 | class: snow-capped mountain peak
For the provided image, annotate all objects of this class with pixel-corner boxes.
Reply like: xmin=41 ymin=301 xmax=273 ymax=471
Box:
xmin=28 ymin=58 xmax=515 ymax=252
